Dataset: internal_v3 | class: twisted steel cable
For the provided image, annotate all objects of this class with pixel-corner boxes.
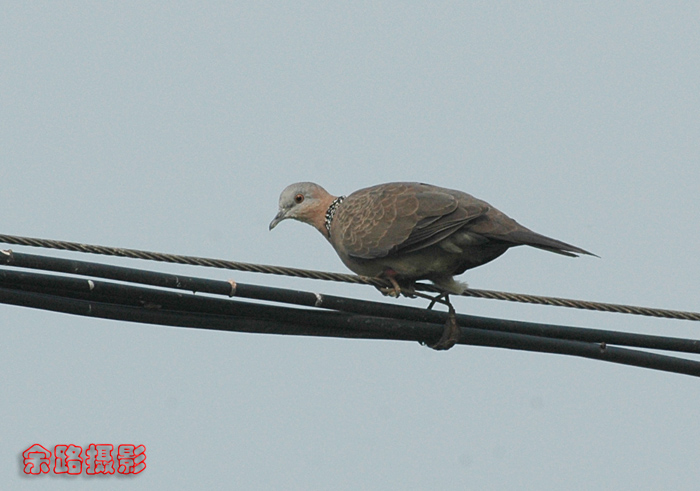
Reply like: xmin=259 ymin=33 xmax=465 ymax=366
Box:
xmin=1 ymin=233 xmax=698 ymax=321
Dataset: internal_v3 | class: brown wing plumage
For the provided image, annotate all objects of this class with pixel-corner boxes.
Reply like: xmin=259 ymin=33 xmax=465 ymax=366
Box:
xmin=332 ymin=182 xmax=489 ymax=259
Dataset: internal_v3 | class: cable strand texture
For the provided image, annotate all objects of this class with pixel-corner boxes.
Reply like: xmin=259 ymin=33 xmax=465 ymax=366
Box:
xmin=0 ymin=233 xmax=697 ymax=321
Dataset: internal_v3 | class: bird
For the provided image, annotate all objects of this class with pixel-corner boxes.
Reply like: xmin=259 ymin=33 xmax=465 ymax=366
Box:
xmin=270 ymin=181 xmax=595 ymax=349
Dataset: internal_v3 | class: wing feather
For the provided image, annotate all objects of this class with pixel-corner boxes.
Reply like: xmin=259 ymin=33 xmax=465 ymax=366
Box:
xmin=333 ymin=183 xmax=488 ymax=259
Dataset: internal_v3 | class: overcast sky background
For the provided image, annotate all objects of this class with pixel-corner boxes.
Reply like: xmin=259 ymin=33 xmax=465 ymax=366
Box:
xmin=2 ymin=2 xmax=699 ymax=489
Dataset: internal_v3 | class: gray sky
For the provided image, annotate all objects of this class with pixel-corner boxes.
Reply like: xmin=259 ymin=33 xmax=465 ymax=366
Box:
xmin=2 ymin=2 xmax=699 ymax=489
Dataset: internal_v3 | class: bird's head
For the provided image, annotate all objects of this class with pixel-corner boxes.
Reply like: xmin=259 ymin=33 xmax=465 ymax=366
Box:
xmin=269 ymin=182 xmax=336 ymax=236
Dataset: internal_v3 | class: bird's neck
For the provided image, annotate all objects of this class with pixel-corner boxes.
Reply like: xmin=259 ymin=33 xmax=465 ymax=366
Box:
xmin=304 ymin=194 xmax=339 ymax=239
xmin=323 ymin=195 xmax=346 ymax=239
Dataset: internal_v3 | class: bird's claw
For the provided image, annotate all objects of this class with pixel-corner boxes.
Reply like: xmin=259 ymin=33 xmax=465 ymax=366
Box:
xmin=379 ymin=286 xmax=401 ymax=298
xmin=379 ymin=277 xmax=416 ymax=298
xmin=429 ymin=313 xmax=460 ymax=350
xmin=425 ymin=294 xmax=460 ymax=351
xmin=377 ymin=279 xmax=460 ymax=350
xmin=426 ymin=292 xmax=449 ymax=310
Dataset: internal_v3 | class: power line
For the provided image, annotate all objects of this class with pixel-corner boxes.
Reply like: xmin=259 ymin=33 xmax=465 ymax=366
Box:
xmin=1 ymin=233 xmax=698 ymax=321
xmin=1 ymin=250 xmax=700 ymax=377
xmin=2 ymin=250 xmax=699 ymax=354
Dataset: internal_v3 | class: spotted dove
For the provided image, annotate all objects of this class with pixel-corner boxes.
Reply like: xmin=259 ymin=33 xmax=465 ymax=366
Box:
xmin=270 ymin=182 xmax=595 ymax=349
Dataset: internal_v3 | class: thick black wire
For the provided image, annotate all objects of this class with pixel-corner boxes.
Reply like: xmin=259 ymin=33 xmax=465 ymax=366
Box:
xmin=2 ymin=274 xmax=700 ymax=377
xmin=1 ymin=234 xmax=698 ymax=321
xmin=2 ymin=251 xmax=699 ymax=355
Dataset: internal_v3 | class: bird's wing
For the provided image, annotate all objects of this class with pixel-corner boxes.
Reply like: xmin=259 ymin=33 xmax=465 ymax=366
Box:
xmin=333 ymin=183 xmax=488 ymax=259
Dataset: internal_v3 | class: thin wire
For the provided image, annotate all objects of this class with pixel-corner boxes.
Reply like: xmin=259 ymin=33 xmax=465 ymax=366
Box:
xmin=1 ymin=233 xmax=698 ymax=321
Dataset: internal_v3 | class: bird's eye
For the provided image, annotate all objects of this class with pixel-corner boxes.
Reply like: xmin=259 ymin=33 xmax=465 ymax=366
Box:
xmin=294 ymin=194 xmax=304 ymax=204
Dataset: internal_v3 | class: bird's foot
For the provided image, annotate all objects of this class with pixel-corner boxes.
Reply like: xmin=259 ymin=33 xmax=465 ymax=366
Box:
xmin=413 ymin=292 xmax=460 ymax=350
xmin=378 ymin=277 xmax=416 ymax=298
xmin=430 ymin=309 xmax=460 ymax=351
xmin=426 ymin=292 xmax=449 ymax=310
xmin=376 ymin=277 xmax=460 ymax=350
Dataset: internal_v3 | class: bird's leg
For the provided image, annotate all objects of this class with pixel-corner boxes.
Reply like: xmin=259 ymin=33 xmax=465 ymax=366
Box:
xmin=377 ymin=270 xmax=416 ymax=298
xmin=376 ymin=273 xmax=459 ymax=350
xmin=426 ymin=292 xmax=448 ymax=310
xmin=410 ymin=291 xmax=460 ymax=351
xmin=376 ymin=276 xmax=403 ymax=297
xmin=430 ymin=298 xmax=460 ymax=351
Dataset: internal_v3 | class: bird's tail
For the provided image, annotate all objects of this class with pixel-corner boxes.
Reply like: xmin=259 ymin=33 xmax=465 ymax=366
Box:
xmin=504 ymin=228 xmax=598 ymax=258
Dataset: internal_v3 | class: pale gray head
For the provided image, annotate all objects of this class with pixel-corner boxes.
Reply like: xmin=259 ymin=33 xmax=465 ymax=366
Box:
xmin=269 ymin=182 xmax=336 ymax=235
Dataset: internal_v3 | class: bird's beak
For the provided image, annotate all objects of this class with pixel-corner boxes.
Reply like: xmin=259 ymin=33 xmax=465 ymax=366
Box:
xmin=269 ymin=210 xmax=286 ymax=230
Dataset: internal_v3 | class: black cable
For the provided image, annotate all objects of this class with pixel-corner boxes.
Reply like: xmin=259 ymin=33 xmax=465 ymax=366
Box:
xmin=1 ymin=283 xmax=699 ymax=378
xmin=1 ymin=251 xmax=698 ymax=354
xmin=1 ymin=258 xmax=700 ymax=377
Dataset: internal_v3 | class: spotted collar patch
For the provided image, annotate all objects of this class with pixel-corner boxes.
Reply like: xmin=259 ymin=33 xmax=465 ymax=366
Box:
xmin=324 ymin=195 xmax=346 ymax=236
